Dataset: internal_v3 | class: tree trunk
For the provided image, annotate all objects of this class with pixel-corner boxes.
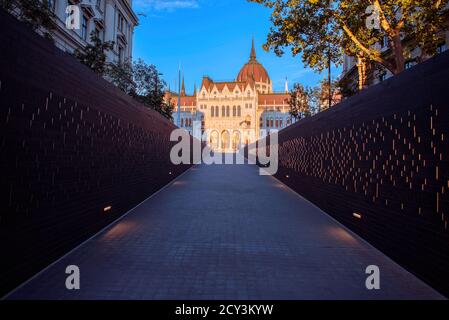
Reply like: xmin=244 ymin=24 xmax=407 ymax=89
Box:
xmin=391 ymin=32 xmax=405 ymax=74
xmin=357 ymin=56 xmax=367 ymax=91
xmin=328 ymin=52 xmax=332 ymax=109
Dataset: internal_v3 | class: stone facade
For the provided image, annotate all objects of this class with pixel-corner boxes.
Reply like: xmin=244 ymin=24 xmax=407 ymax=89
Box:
xmin=166 ymin=40 xmax=293 ymax=152
xmin=46 ymin=0 xmax=138 ymax=64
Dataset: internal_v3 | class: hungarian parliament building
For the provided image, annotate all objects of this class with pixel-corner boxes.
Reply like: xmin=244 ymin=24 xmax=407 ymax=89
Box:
xmin=165 ymin=40 xmax=293 ymax=151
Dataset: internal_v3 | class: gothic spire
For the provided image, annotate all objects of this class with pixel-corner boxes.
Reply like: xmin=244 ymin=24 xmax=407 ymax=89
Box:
xmin=250 ymin=37 xmax=256 ymax=61
xmin=181 ymin=75 xmax=186 ymax=96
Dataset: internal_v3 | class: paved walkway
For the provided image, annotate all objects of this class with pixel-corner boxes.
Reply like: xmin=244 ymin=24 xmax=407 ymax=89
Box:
xmin=6 ymin=161 xmax=443 ymax=299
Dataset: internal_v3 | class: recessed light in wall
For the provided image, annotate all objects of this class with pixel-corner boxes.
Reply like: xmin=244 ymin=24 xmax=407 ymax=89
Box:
xmin=103 ymin=206 xmax=112 ymax=213
xmin=353 ymin=212 xmax=362 ymax=219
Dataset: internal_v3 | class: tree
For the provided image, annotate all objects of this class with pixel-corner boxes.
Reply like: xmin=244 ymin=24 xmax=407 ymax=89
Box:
xmin=131 ymin=59 xmax=172 ymax=120
xmin=250 ymin=0 xmax=449 ymax=88
xmin=336 ymin=76 xmax=357 ymax=99
xmin=1 ymin=0 xmax=57 ymax=39
xmin=289 ymin=84 xmax=311 ymax=120
xmin=105 ymin=59 xmax=173 ymax=120
xmin=313 ymin=79 xmax=341 ymax=112
xmin=161 ymin=98 xmax=175 ymax=121
xmin=105 ymin=60 xmax=135 ymax=95
xmin=74 ymin=32 xmax=114 ymax=74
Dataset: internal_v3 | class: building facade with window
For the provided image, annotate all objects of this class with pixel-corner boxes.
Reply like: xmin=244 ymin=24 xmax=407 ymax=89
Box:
xmin=165 ymin=40 xmax=292 ymax=152
xmin=45 ymin=0 xmax=138 ymax=64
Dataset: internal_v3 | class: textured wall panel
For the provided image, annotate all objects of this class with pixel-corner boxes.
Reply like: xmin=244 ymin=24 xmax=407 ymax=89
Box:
xmin=254 ymin=50 xmax=449 ymax=297
xmin=0 ymin=10 xmax=191 ymax=296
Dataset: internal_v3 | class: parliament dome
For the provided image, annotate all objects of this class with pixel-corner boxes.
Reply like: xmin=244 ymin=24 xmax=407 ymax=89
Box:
xmin=237 ymin=39 xmax=271 ymax=84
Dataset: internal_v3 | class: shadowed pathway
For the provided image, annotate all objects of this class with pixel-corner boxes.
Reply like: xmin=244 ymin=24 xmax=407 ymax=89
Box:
xmin=6 ymin=161 xmax=444 ymax=299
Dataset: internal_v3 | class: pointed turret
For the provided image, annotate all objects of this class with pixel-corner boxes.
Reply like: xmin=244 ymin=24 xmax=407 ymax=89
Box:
xmin=193 ymin=84 xmax=197 ymax=96
xmin=181 ymin=75 xmax=186 ymax=96
xmin=284 ymin=77 xmax=289 ymax=93
xmin=250 ymin=37 xmax=256 ymax=61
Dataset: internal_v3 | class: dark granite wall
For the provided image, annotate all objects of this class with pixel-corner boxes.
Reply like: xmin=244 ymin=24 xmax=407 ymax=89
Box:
xmin=254 ymin=49 xmax=449 ymax=297
xmin=0 ymin=10 xmax=191 ymax=296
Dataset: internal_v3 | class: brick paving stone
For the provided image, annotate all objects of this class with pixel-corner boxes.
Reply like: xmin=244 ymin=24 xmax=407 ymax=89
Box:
xmin=6 ymin=162 xmax=444 ymax=300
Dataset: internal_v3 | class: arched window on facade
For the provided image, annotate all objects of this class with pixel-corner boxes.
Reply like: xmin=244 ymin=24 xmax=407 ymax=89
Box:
xmin=221 ymin=131 xmax=230 ymax=150
xmin=233 ymin=105 xmax=236 ymax=117
xmin=222 ymin=106 xmax=225 ymax=117
xmin=275 ymin=119 xmax=279 ymax=128
xmin=270 ymin=118 xmax=274 ymax=128
xmin=232 ymin=131 xmax=241 ymax=150
xmin=226 ymin=106 xmax=230 ymax=117
xmin=245 ymin=115 xmax=251 ymax=127
xmin=211 ymin=106 xmax=214 ymax=117
xmin=215 ymin=106 xmax=219 ymax=117
xmin=237 ymin=106 xmax=241 ymax=117
xmin=181 ymin=118 xmax=184 ymax=127
xmin=210 ymin=130 xmax=219 ymax=150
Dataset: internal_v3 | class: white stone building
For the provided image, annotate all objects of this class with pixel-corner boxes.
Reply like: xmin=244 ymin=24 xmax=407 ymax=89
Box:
xmin=165 ymin=40 xmax=294 ymax=152
xmin=46 ymin=0 xmax=138 ymax=64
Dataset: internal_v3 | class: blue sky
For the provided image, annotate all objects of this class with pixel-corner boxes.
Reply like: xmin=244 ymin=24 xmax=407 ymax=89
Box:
xmin=132 ymin=0 xmax=341 ymax=95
